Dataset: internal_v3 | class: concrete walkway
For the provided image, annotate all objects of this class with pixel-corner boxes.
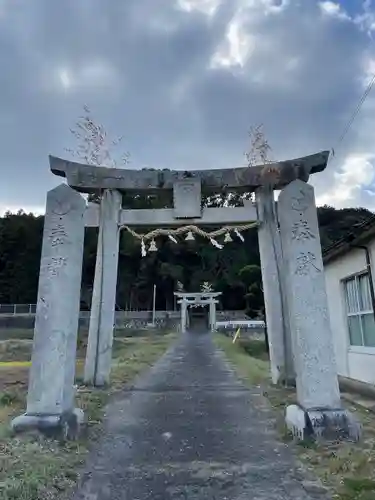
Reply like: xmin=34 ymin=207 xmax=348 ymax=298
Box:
xmin=71 ymin=332 xmax=329 ymax=499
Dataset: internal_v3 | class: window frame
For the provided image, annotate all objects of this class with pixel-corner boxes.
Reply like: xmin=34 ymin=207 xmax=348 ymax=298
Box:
xmin=342 ymin=271 xmax=375 ymax=349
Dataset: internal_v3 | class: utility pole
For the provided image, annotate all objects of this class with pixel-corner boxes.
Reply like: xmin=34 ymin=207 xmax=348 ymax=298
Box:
xmin=152 ymin=284 xmax=156 ymax=326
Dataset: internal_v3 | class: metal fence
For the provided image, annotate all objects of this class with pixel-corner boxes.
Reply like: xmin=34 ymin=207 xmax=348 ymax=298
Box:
xmin=0 ymin=304 xmax=172 ymax=315
xmin=0 ymin=304 xmax=37 ymax=315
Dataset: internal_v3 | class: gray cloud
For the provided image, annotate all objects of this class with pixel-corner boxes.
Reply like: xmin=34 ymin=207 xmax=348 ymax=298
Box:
xmin=0 ymin=0 xmax=374 ymax=211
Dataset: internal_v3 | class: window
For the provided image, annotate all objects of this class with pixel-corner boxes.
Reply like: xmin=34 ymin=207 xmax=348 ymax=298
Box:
xmin=343 ymin=273 xmax=375 ymax=347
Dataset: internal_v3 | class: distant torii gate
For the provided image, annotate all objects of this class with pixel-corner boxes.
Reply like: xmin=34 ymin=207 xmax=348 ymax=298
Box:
xmin=174 ymin=292 xmax=222 ymax=332
xmin=11 ymin=149 xmax=361 ymax=442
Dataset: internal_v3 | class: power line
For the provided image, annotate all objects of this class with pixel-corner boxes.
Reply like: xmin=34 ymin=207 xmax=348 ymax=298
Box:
xmin=330 ymin=71 xmax=375 ymax=161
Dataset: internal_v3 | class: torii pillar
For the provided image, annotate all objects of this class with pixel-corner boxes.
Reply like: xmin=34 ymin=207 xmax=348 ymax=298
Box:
xmin=181 ymin=300 xmax=187 ymax=333
xmin=84 ymin=189 xmax=122 ymax=386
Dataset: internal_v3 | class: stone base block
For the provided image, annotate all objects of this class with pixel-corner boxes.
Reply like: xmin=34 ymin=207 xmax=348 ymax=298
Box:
xmin=285 ymin=404 xmax=361 ymax=442
xmin=11 ymin=408 xmax=84 ymax=441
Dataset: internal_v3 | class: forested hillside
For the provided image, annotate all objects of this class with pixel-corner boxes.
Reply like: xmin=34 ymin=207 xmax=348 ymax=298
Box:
xmin=0 ymin=201 xmax=372 ymax=314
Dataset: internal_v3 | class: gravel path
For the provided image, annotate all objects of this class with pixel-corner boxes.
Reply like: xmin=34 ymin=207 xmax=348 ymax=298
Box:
xmin=71 ymin=332 xmax=330 ymax=499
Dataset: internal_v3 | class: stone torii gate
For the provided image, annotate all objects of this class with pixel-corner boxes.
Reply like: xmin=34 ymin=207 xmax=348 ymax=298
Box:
xmin=174 ymin=292 xmax=222 ymax=332
xmin=11 ymin=150 xmax=360 ymax=441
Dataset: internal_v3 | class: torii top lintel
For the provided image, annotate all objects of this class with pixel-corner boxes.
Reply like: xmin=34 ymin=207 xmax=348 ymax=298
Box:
xmin=49 ymin=150 xmax=330 ymax=194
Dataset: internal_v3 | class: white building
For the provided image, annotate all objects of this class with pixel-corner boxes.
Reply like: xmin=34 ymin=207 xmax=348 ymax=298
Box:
xmin=323 ymin=216 xmax=375 ymax=385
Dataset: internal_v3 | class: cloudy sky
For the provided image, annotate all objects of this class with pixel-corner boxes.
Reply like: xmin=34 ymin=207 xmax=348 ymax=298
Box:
xmin=1 ymin=0 xmax=375 ymax=214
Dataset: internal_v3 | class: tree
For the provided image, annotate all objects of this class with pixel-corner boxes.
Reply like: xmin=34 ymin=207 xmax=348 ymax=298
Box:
xmin=0 ymin=212 xmax=43 ymax=303
xmin=66 ymin=105 xmax=130 ymax=168
xmin=66 ymin=105 xmax=131 ymax=203
xmin=239 ymin=265 xmax=263 ymax=317
xmin=245 ymin=124 xmax=272 ymax=167
xmin=0 ymin=205 xmax=370 ymax=306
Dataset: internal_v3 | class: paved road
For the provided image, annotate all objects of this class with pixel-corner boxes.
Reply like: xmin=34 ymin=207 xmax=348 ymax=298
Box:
xmin=71 ymin=332 xmax=329 ymax=499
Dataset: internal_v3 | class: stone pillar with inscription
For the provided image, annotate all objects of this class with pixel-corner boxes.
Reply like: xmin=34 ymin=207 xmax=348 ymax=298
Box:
xmin=84 ymin=189 xmax=122 ymax=386
xmin=278 ymin=180 xmax=360 ymax=441
xmin=11 ymin=184 xmax=86 ymax=439
xmin=256 ymin=186 xmax=294 ymax=385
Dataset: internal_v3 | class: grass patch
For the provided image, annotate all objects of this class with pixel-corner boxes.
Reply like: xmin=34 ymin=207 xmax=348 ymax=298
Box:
xmin=0 ymin=329 xmax=34 ymax=341
xmin=0 ymin=361 xmax=31 ymax=367
xmin=0 ymin=390 xmax=23 ymax=406
xmin=239 ymin=338 xmax=270 ymax=361
xmin=0 ymin=331 xmax=176 ymax=499
xmin=215 ymin=332 xmax=375 ymax=500
xmin=215 ymin=334 xmax=270 ymax=385
xmin=0 ymin=339 xmax=33 ymax=362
